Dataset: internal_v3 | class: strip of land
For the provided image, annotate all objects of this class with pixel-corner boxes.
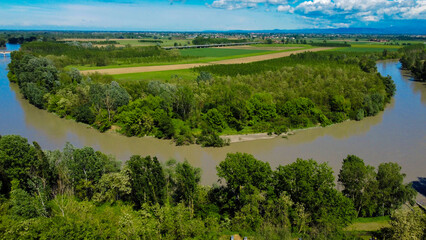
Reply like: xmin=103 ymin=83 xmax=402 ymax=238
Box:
xmin=80 ymin=47 xmax=334 ymax=75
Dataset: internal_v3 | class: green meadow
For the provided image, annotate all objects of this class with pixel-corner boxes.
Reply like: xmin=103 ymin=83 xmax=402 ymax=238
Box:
xmin=112 ymin=69 xmax=198 ymax=82
xmin=179 ymin=48 xmax=270 ymax=57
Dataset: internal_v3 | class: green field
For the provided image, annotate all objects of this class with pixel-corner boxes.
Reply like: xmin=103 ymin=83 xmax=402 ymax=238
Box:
xmin=73 ymin=46 xmax=311 ymax=71
xmin=179 ymin=48 xmax=270 ymax=57
xmin=330 ymin=44 xmax=402 ymax=53
xmin=112 ymin=69 xmax=198 ymax=82
xmin=344 ymin=216 xmax=390 ymax=239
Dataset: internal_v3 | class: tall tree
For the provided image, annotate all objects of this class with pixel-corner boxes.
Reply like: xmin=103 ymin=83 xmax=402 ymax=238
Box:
xmin=0 ymin=135 xmax=37 ymax=195
xmin=376 ymin=162 xmax=416 ymax=215
xmin=127 ymin=155 xmax=166 ymax=208
xmin=174 ymin=161 xmax=201 ymax=215
xmin=274 ymin=159 xmax=355 ymax=227
xmin=338 ymin=155 xmax=377 ymax=217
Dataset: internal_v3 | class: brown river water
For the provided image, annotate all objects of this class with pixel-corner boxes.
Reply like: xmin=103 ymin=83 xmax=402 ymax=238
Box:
xmin=0 ymin=44 xmax=425 ymax=188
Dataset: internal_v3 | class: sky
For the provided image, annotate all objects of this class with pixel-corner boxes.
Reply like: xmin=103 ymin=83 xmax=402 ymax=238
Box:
xmin=0 ymin=0 xmax=425 ymax=31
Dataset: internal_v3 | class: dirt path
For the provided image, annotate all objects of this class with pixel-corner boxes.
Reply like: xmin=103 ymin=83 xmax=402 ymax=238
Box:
xmin=80 ymin=47 xmax=333 ymax=75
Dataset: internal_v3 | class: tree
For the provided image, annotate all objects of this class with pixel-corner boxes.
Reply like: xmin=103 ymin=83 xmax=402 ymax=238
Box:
xmin=174 ymin=161 xmax=201 ymax=215
xmin=376 ymin=162 xmax=416 ymax=215
xmin=21 ymin=82 xmax=47 ymax=109
xmin=104 ymin=81 xmax=130 ymax=122
xmin=63 ymin=146 xmax=118 ymax=189
xmin=217 ymin=153 xmax=272 ymax=197
xmin=338 ymin=155 xmax=377 ymax=217
xmin=126 ymin=155 xmax=166 ymax=207
xmin=173 ymin=86 xmax=194 ymax=120
xmin=0 ymin=135 xmax=37 ymax=195
xmin=203 ymin=108 xmax=226 ymax=132
xmin=387 ymin=208 xmax=425 ymax=240
xmin=246 ymin=93 xmax=277 ymax=124
xmin=273 ymin=159 xmax=355 ymax=227
xmin=93 ymin=170 xmax=131 ymax=204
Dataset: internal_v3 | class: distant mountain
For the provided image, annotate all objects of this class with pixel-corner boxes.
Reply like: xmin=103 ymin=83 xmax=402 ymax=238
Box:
xmin=205 ymin=27 xmax=426 ymax=35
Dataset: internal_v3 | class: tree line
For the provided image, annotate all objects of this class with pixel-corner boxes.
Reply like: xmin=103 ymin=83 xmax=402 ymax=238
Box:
xmin=399 ymin=44 xmax=426 ymax=81
xmin=0 ymin=134 xmax=421 ymax=239
xmin=20 ymin=41 xmax=190 ymax=67
xmin=192 ymin=36 xmax=248 ymax=45
xmin=9 ymin=45 xmax=396 ymax=147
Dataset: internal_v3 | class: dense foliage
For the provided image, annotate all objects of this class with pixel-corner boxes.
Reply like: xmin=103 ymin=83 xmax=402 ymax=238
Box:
xmin=0 ymin=38 xmax=6 ymax=48
xmin=310 ymin=42 xmax=351 ymax=47
xmin=0 ymin=135 xmax=418 ymax=239
xmin=20 ymin=41 xmax=188 ymax=67
xmin=192 ymin=36 xmax=248 ymax=45
xmin=399 ymin=44 xmax=426 ymax=81
xmin=9 ymin=43 xmax=397 ymax=147
xmin=338 ymin=155 xmax=416 ymax=217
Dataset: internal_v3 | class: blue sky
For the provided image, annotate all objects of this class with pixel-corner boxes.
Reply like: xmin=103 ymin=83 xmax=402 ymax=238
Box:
xmin=0 ymin=0 xmax=425 ymax=31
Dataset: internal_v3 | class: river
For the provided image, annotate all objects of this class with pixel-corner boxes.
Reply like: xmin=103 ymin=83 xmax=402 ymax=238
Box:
xmin=0 ymin=43 xmax=425 ymax=187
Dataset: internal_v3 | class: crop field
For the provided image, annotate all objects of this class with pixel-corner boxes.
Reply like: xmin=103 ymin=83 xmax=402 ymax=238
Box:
xmin=331 ymin=44 xmax=402 ymax=53
xmin=80 ymin=47 xmax=324 ymax=75
xmin=112 ymin=69 xmax=197 ymax=82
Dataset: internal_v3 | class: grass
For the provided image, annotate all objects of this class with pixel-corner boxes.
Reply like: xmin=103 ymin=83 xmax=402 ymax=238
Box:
xmin=112 ymin=69 xmax=198 ymax=82
xmin=253 ymin=43 xmax=309 ymax=48
xmin=330 ymin=44 xmax=402 ymax=53
xmin=344 ymin=216 xmax=390 ymax=240
xmin=179 ymin=48 xmax=270 ymax=57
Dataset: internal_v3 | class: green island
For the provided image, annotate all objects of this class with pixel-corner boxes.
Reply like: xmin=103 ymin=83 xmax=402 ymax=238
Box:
xmin=8 ymin=37 xmax=415 ymax=147
xmin=0 ymin=134 xmax=424 ymax=239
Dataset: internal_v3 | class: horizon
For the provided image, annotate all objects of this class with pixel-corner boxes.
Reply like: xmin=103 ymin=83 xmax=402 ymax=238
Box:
xmin=1 ymin=0 xmax=425 ymax=32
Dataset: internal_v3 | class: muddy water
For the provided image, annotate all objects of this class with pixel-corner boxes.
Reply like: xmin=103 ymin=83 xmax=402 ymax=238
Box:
xmin=1 ymin=44 xmax=425 ymax=185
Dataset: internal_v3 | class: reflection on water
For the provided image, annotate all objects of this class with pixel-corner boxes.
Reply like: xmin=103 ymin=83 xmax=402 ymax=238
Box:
xmin=1 ymin=48 xmax=425 ymax=185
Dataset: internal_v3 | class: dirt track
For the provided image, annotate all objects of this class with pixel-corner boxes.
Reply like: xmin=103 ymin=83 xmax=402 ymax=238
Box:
xmin=80 ymin=47 xmax=333 ymax=75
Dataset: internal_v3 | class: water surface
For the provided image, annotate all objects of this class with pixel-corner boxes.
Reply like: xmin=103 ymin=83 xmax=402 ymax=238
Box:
xmin=0 ymin=44 xmax=425 ymax=185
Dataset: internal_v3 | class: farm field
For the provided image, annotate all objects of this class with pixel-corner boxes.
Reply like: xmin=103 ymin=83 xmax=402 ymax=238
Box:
xmin=179 ymin=48 xmax=270 ymax=57
xmin=80 ymin=46 xmax=327 ymax=75
xmin=73 ymin=46 xmax=305 ymax=71
xmin=112 ymin=69 xmax=198 ymax=82
xmin=331 ymin=44 xmax=402 ymax=53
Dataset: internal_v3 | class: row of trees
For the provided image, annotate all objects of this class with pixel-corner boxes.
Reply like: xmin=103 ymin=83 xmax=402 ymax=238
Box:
xmin=399 ymin=44 xmax=426 ymax=81
xmin=0 ymin=135 xmax=420 ymax=239
xmin=21 ymin=41 xmax=188 ymax=67
xmin=192 ymin=36 xmax=248 ymax=45
xmin=0 ymin=38 xmax=5 ymax=48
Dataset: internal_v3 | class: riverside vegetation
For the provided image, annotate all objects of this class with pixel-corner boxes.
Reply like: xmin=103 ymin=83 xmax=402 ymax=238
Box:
xmin=8 ymin=41 xmax=398 ymax=147
xmin=399 ymin=44 xmax=426 ymax=81
xmin=0 ymin=134 xmax=423 ymax=239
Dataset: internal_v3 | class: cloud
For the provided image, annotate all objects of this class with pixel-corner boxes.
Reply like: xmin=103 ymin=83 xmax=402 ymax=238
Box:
xmin=209 ymin=0 xmax=426 ymax=27
xmin=277 ymin=4 xmax=293 ymax=12
xmin=209 ymin=0 xmax=288 ymax=10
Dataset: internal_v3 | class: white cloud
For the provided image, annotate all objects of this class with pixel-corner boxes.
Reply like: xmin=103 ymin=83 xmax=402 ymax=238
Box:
xmin=210 ymin=0 xmax=288 ymax=10
xmin=277 ymin=4 xmax=293 ymax=12
xmin=210 ymin=0 xmax=426 ymax=26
